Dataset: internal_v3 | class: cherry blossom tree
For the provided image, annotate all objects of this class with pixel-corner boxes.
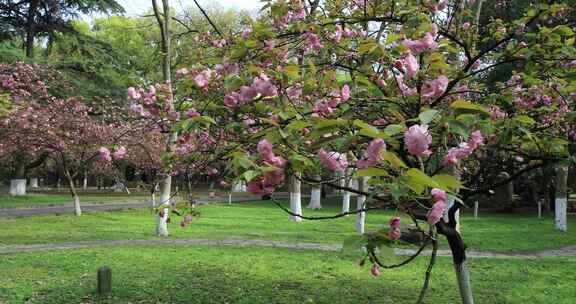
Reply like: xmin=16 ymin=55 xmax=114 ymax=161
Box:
xmin=155 ymin=0 xmax=576 ymax=303
xmin=128 ymin=0 xmax=574 ymax=302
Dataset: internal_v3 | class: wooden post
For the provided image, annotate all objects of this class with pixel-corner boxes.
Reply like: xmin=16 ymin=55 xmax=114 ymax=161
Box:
xmin=97 ymin=266 xmax=112 ymax=296
xmin=474 ymin=201 xmax=478 ymax=219
xmin=228 ymin=193 xmax=232 ymax=205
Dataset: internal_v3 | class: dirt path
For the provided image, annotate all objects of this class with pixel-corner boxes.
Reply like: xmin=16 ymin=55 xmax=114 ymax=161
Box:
xmin=1 ymin=238 xmax=574 ymax=259
xmin=0 ymin=195 xmax=261 ymax=218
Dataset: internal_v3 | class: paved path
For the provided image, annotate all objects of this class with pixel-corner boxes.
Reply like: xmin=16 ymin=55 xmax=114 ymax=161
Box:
xmin=0 ymin=195 xmax=262 ymax=218
xmin=1 ymin=238 xmax=575 ymax=259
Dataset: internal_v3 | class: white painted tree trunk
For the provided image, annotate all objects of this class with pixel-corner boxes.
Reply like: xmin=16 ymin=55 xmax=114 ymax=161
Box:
xmin=73 ymin=195 xmax=82 ymax=216
xmin=29 ymin=178 xmax=39 ymax=188
xmin=232 ymin=182 xmax=244 ymax=192
xmin=455 ymin=262 xmax=475 ymax=304
xmin=342 ymin=169 xmax=352 ymax=215
xmin=64 ymin=171 xmax=82 ymax=216
xmin=308 ymin=175 xmax=322 ymax=209
xmin=151 ymin=191 xmax=156 ymax=207
xmin=82 ymin=172 xmax=88 ymax=190
xmin=289 ymin=174 xmax=303 ymax=222
xmin=443 ymin=195 xmax=461 ymax=232
xmin=355 ymin=177 xmax=368 ymax=234
xmin=156 ymin=175 xmax=172 ymax=236
xmin=156 ymin=207 xmax=169 ymax=237
xmin=9 ymin=179 xmax=26 ymax=196
xmin=555 ymin=165 xmax=568 ymax=232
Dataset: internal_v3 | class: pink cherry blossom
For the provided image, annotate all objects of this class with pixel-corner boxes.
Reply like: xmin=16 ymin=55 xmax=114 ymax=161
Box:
xmin=318 ymin=149 xmax=348 ymax=172
xmin=239 ymin=86 xmax=257 ymax=102
xmin=389 ymin=217 xmax=401 ymax=228
xmin=357 ymin=138 xmax=386 ymax=169
xmin=224 ymin=92 xmax=239 ymax=107
xmin=252 ymin=76 xmax=278 ymax=98
xmin=370 ymin=264 xmax=381 ymax=277
xmin=333 ymin=24 xmax=343 ymax=43
xmin=127 ymin=87 xmax=141 ymax=100
xmin=388 ymin=229 xmax=401 ymax=240
xmin=404 ymin=124 xmax=432 ymax=157
xmin=186 ymin=108 xmax=200 ymax=118
xmin=421 ymin=75 xmax=449 ymax=100
xmin=113 ymin=146 xmax=127 ymax=159
xmin=403 ymin=52 xmax=419 ymax=79
xmin=395 ymin=75 xmax=417 ymax=96
xmin=241 ymin=26 xmax=252 ymax=39
xmin=194 ymin=70 xmax=212 ymax=89
xmin=443 ymin=130 xmax=484 ymax=166
xmin=430 ymin=188 xmax=446 ymax=202
xmin=427 ymin=200 xmax=445 ymax=225
xmin=462 ymin=22 xmax=471 ymax=30
xmin=306 ymin=33 xmax=324 ymax=52
xmin=341 ymin=84 xmax=351 ymax=101
xmin=402 ymin=32 xmax=438 ymax=54
xmin=99 ymin=147 xmax=112 ymax=162
xmin=257 ymin=139 xmax=274 ymax=160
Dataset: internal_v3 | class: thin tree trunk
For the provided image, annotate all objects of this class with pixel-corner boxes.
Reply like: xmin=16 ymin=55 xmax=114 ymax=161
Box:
xmin=83 ymin=171 xmax=88 ymax=190
xmin=25 ymin=0 xmax=40 ymax=58
xmin=65 ymin=170 xmax=81 ymax=216
xmin=10 ymin=162 xmax=27 ymax=196
xmin=289 ymin=173 xmax=303 ymax=222
xmin=308 ymin=174 xmax=322 ymax=209
xmin=355 ymin=177 xmax=368 ymax=234
xmin=342 ymin=169 xmax=351 ymax=215
xmin=455 ymin=262 xmax=474 ymax=304
xmin=152 ymin=0 xmax=176 ymax=237
xmin=555 ymin=164 xmax=568 ymax=232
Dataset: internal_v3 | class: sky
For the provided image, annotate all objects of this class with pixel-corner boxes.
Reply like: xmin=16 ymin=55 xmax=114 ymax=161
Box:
xmin=116 ymin=0 xmax=263 ymax=16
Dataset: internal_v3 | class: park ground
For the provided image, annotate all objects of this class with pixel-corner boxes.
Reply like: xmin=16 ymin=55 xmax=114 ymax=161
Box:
xmin=1 ymin=193 xmax=576 ymax=303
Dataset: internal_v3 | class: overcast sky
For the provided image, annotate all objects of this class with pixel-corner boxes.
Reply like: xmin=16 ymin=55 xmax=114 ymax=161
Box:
xmin=115 ymin=0 xmax=263 ymax=16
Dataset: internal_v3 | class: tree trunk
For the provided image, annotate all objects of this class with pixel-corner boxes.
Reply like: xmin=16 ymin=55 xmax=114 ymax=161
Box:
xmin=455 ymin=262 xmax=474 ymax=304
xmin=156 ymin=207 xmax=169 ymax=236
xmin=308 ymin=174 xmax=322 ymax=209
xmin=152 ymin=0 xmax=176 ymax=237
xmin=25 ymin=0 xmax=40 ymax=58
xmin=355 ymin=177 xmax=368 ymax=234
xmin=29 ymin=178 xmax=39 ymax=188
xmin=289 ymin=173 xmax=303 ymax=222
xmin=9 ymin=179 xmax=27 ymax=196
xmin=65 ymin=170 xmax=81 ymax=216
xmin=83 ymin=171 xmax=88 ymax=190
xmin=342 ymin=169 xmax=351 ymax=215
xmin=11 ymin=163 xmax=27 ymax=196
xmin=555 ymin=164 xmax=568 ymax=232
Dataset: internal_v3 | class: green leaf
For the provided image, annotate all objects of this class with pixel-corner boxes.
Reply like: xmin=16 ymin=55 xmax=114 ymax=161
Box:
xmin=384 ymin=124 xmax=404 ymax=136
xmin=354 ymin=168 xmax=389 ymax=177
xmin=241 ymin=170 xmax=260 ymax=182
xmin=419 ymin=109 xmax=439 ymax=124
xmin=286 ymin=121 xmax=310 ymax=131
xmin=403 ymin=168 xmax=439 ymax=194
xmin=383 ymin=151 xmax=407 ymax=169
xmin=513 ymin=115 xmax=535 ymax=126
xmin=224 ymin=76 xmax=243 ymax=91
xmin=432 ymin=174 xmax=464 ymax=190
xmin=450 ymin=100 xmax=489 ymax=115
xmin=284 ymin=65 xmax=300 ymax=79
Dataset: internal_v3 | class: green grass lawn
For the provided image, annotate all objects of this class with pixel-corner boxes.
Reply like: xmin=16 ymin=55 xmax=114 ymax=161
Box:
xmin=1 ymin=198 xmax=574 ymax=252
xmin=0 ymin=192 xmax=150 ymax=208
xmin=0 ymin=245 xmax=574 ymax=304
